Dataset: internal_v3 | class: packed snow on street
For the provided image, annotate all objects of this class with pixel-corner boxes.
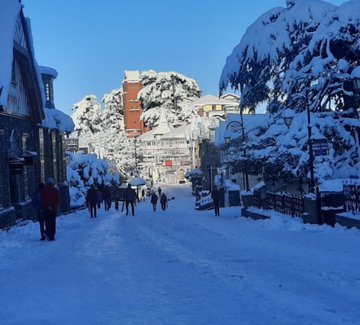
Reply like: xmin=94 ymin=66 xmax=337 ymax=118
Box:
xmin=0 ymin=184 xmax=359 ymax=325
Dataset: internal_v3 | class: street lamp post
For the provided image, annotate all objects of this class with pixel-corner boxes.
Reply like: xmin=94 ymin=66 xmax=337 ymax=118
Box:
xmin=223 ymin=119 xmax=249 ymax=191
xmin=305 ymin=91 xmax=316 ymax=191
xmin=281 ymin=97 xmax=315 ymax=190
xmin=240 ymin=109 xmax=250 ymax=191
xmin=133 ymin=136 xmax=139 ymax=175
xmin=282 ymin=91 xmax=321 ymax=223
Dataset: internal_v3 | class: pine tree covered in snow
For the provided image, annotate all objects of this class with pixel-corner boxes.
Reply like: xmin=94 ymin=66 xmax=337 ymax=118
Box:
xmin=71 ymin=90 xmax=134 ymax=174
xmin=100 ymin=88 xmax=140 ymax=173
xmin=72 ymin=95 xmax=103 ymax=135
xmin=102 ymin=88 xmax=124 ymax=130
xmin=138 ymin=70 xmax=201 ymax=128
xmin=220 ymin=0 xmax=360 ymax=114
xmin=220 ymin=0 xmax=360 ymax=183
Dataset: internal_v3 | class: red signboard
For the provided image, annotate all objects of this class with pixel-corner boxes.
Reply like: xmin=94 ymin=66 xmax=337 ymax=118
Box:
xmin=165 ymin=160 xmax=173 ymax=166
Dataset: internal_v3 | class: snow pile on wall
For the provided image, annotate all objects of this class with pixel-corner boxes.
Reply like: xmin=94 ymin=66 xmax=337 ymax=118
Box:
xmin=42 ymin=108 xmax=75 ymax=133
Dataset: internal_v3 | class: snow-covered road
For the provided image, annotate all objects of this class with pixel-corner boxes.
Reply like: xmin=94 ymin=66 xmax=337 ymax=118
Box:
xmin=0 ymin=184 xmax=359 ymax=324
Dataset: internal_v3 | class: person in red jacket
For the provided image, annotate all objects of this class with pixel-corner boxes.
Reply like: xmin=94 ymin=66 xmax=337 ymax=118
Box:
xmin=41 ymin=177 xmax=60 ymax=241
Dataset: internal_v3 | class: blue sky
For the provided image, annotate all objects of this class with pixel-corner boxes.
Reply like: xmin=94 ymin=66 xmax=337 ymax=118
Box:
xmin=23 ymin=0 xmax=346 ymax=115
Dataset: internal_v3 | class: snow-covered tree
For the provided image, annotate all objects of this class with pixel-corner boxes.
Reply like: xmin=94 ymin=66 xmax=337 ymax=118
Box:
xmin=101 ymin=88 xmax=124 ymax=131
xmin=139 ymin=70 xmax=201 ymax=128
xmin=219 ymin=0 xmax=360 ymax=184
xmin=72 ymin=95 xmax=103 ymax=135
xmin=66 ymin=152 xmax=121 ymax=207
xmin=71 ymin=90 xmax=139 ymax=176
xmin=220 ymin=0 xmax=360 ymax=114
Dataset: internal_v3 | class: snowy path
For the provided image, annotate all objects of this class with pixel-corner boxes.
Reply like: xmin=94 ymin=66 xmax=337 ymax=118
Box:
xmin=0 ymin=184 xmax=359 ymax=324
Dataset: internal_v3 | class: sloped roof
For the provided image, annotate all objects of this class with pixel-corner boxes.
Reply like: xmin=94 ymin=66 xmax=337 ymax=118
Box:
xmin=220 ymin=93 xmax=240 ymax=101
xmin=40 ymin=65 xmax=58 ymax=78
xmin=215 ymin=113 xmax=270 ymax=146
xmin=161 ymin=123 xmax=190 ymax=140
xmin=42 ymin=108 xmax=75 ymax=133
xmin=192 ymin=95 xmax=239 ymax=107
xmin=0 ymin=0 xmax=21 ymax=106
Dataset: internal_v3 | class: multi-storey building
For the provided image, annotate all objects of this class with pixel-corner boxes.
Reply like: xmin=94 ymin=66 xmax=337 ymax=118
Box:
xmin=192 ymin=94 xmax=240 ymax=118
xmin=122 ymin=70 xmax=147 ymax=138
xmin=139 ymin=110 xmax=191 ymax=184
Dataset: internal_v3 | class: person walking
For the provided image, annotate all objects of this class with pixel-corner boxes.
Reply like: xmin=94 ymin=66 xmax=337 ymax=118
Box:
xmin=125 ymin=184 xmax=136 ymax=216
xmin=151 ymin=192 xmax=158 ymax=212
xmin=160 ymin=192 xmax=168 ymax=211
xmin=158 ymin=187 xmax=162 ymax=197
xmin=86 ymin=185 xmax=98 ymax=218
xmin=211 ymin=188 xmax=220 ymax=217
xmin=141 ymin=188 xmax=145 ymax=202
xmin=96 ymin=187 xmax=103 ymax=209
xmin=41 ymin=178 xmax=59 ymax=241
xmin=31 ymin=182 xmax=45 ymax=240
xmin=103 ymin=186 xmax=111 ymax=211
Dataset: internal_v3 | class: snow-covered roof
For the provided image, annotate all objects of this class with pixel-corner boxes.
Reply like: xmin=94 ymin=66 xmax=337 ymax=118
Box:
xmin=40 ymin=65 xmax=58 ymax=78
xmin=185 ymin=168 xmax=203 ymax=179
xmin=0 ymin=2 xmax=73 ymax=133
xmin=42 ymin=108 xmax=75 ymax=133
xmin=215 ymin=113 xmax=270 ymax=146
xmin=152 ymin=109 xmax=171 ymax=136
xmin=129 ymin=177 xmax=146 ymax=186
xmin=192 ymin=95 xmax=239 ymax=107
xmin=0 ymin=0 xmax=21 ymax=106
xmin=161 ymin=123 xmax=190 ymax=140
xmin=220 ymin=93 xmax=240 ymax=101
xmin=224 ymin=179 xmax=240 ymax=191
xmin=124 ymin=70 xmax=140 ymax=82
xmin=138 ymin=129 xmax=156 ymax=141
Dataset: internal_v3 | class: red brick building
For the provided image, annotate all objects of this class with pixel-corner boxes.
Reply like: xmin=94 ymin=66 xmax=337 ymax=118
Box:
xmin=122 ymin=70 xmax=147 ymax=138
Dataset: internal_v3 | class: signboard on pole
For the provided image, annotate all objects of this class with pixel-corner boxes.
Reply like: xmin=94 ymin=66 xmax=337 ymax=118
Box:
xmin=312 ymin=139 xmax=329 ymax=157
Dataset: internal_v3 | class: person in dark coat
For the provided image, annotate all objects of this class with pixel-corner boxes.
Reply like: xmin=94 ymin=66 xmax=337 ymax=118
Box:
xmin=103 ymin=186 xmax=111 ymax=211
xmin=141 ymin=188 xmax=145 ymax=202
xmin=31 ymin=182 xmax=45 ymax=240
xmin=151 ymin=192 xmax=158 ymax=212
xmin=41 ymin=178 xmax=60 ymax=241
xmin=125 ymin=184 xmax=136 ymax=216
xmin=86 ymin=185 xmax=98 ymax=218
xmin=211 ymin=188 xmax=220 ymax=217
xmin=96 ymin=188 xmax=103 ymax=209
xmin=160 ymin=193 xmax=168 ymax=211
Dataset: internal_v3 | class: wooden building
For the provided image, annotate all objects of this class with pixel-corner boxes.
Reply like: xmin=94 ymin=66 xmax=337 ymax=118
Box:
xmin=0 ymin=1 xmax=74 ymax=227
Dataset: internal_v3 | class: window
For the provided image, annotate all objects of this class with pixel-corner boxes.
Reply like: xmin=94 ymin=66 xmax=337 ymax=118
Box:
xmin=11 ymin=60 xmax=16 ymax=85
xmin=22 ymin=133 xmax=29 ymax=200
xmin=52 ymin=131 xmax=57 ymax=182
xmin=39 ymin=128 xmax=45 ymax=183
xmin=45 ymin=83 xmax=50 ymax=102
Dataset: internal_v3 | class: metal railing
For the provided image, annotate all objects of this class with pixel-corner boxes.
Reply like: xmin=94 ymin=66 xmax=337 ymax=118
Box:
xmin=344 ymin=184 xmax=360 ymax=214
xmin=265 ymin=192 xmax=304 ymax=217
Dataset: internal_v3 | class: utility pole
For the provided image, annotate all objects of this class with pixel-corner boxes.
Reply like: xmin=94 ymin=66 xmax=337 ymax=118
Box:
xmin=240 ymin=108 xmax=250 ymax=191
xmin=171 ymin=74 xmax=177 ymax=111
